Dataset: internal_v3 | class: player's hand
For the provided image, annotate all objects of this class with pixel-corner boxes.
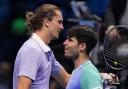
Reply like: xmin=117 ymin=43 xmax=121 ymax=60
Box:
xmin=108 ymin=73 xmax=119 ymax=84
xmin=101 ymin=73 xmax=119 ymax=84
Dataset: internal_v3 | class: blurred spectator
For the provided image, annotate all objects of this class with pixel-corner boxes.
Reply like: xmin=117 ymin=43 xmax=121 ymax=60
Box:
xmin=69 ymin=0 xmax=115 ymax=33
xmin=86 ymin=0 xmax=109 ymax=17
xmin=110 ymin=0 xmax=127 ymax=25
xmin=0 ymin=61 xmax=11 ymax=89
xmin=120 ymin=0 xmax=128 ymax=26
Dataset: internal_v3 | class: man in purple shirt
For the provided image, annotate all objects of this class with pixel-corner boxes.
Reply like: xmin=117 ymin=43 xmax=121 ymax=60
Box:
xmin=13 ymin=4 xmax=70 ymax=89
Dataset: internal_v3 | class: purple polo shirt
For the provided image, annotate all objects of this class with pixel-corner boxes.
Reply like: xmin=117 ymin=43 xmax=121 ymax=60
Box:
xmin=13 ymin=33 xmax=62 ymax=89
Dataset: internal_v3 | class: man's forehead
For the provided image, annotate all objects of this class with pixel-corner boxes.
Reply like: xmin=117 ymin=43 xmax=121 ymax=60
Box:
xmin=53 ymin=14 xmax=63 ymax=21
xmin=67 ymin=36 xmax=76 ymax=39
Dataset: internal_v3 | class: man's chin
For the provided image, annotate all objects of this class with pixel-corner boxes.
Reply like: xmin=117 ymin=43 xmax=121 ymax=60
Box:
xmin=64 ymin=54 xmax=71 ymax=59
xmin=55 ymin=34 xmax=59 ymax=39
xmin=56 ymin=36 xmax=59 ymax=39
xmin=52 ymin=36 xmax=59 ymax=40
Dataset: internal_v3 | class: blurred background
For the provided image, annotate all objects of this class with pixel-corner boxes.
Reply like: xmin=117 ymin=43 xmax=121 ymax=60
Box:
xmin=0 ymin=0 xmax=128 ymax=89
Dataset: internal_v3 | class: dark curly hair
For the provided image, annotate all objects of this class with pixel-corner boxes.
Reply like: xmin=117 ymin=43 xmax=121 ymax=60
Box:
xmin=67 ymin=25 xmax=98 ymax=55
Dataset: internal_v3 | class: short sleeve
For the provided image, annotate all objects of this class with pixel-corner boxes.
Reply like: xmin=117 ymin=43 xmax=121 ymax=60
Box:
xmin=18 ymin=47 xmax=41 ymax=81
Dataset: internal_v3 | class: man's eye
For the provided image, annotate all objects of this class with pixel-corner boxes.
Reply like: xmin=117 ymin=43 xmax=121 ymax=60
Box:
xmin=58 ymin=21 xmax=63 ymax=24
xmin=68 ymin=38 xmax=72 ymax=41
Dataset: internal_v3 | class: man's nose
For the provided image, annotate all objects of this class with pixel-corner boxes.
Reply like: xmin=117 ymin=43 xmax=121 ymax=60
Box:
xmin=63 ymin=39 xmax=68 ymax=45
xmin=60 ymin=24 xmax=64 ymax=30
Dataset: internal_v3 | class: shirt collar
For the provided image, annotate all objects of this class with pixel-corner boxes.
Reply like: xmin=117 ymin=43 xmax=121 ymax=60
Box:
xmin=73 ymin=60 xmax=91 ymax=72
xmin=32 ymin=33 xmax=51 ymax=53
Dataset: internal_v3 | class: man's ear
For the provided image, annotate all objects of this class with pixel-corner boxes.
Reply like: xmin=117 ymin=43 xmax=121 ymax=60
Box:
xmin=43 ymin=18 xmax=49 ymax=28
xmin=80 ymin=43 xmax=86 ymax=51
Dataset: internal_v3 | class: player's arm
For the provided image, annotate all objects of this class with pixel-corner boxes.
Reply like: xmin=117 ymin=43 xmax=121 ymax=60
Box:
xmin=53 ymin=67 xmax=71 ymax=88
xmin=17 ymin=76 xmax=32 ymax=89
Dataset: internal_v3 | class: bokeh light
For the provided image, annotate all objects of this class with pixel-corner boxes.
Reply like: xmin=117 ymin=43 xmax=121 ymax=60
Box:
xmin=11 ymin=17 xmax=26 ymax=35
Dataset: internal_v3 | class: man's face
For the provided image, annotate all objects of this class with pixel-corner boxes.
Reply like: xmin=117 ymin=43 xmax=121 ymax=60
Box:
xmin=48 ymin=10 xmax=63 ymax=39
xmin=63 ymin=37 xmax=80 ymax=60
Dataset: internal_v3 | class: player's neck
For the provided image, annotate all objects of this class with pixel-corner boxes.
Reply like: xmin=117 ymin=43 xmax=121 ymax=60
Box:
xmin=74 ymin=54 xmax=89 ymax=69
xmin=35 ymin=29 xmax=51 ymax=45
